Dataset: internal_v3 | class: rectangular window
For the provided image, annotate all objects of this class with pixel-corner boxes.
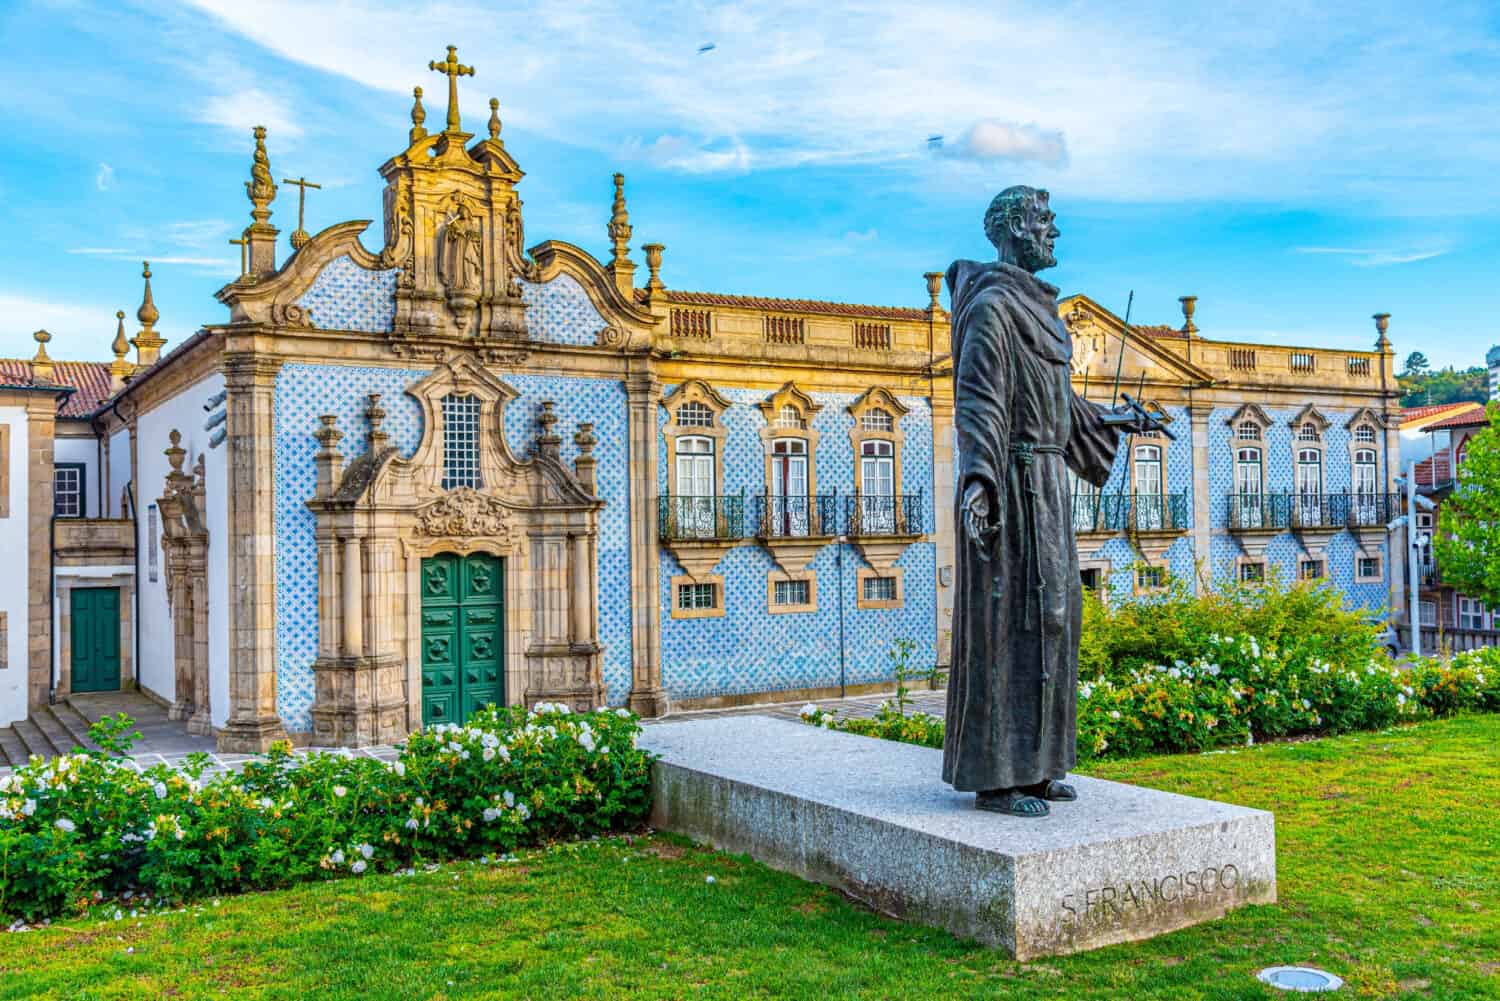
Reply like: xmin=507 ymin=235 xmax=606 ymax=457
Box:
xmin=773 ymin=579 xmax=810 ymax=606
xmin=677 ymin=582 xmax=718 ymax=611
xmin=1459 ymin=597 xmax=1487 ymax=631
xmin=1357 ymin=556 xmax=1381 ymax=580
xmin=863 ymin=576 xmax=898 ymax=602
xmin=1419 ymin=600 xmax=1437 ymax=627
xmin=1079 ymin=567 xmax=1101 ymax=591
xmin=54 ymin=463 xmax=85 ymax=517
xmin=440 ymin=395 xmax=482 ymax=490
xmin=1136 ymin=566 xmax=1166 ymax=591
xmin=1239 ymin=561 xmax=1265 ymax=583
xmin=1299 ymin=559 xmax=1324 ymax=581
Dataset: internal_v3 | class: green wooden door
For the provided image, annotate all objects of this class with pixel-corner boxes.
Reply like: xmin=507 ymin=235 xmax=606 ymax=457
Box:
xmin=71 ymin=587 xmax=121 ymax=693
xmin=420 ymin=553 xmax=504 ymax=726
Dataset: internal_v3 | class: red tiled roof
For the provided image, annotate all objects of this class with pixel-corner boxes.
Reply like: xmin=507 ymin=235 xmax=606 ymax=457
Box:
xmin=657 ymin=289 xmax=929 ymax=322
xmin=0 ymin=359 xmax=116 ymax=418
xmin=1424 ymin=406 xmax=1492 ymax=433
xmin=1399 ymin=401 xmax=1481 ymax=425
xmin=1133 ymin=323 xmax=1186 ymax=339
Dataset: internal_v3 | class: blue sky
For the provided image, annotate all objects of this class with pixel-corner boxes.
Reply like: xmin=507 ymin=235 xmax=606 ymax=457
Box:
xmin=2 ymin=0 xmax=1498 ymax=369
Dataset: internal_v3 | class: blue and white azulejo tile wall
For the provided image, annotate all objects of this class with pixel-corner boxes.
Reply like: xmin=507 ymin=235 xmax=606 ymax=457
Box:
xmin=296 ymin=255 xmax=399 ymax=333
xmin=656 ymin=383 xmax=938 ymax=700
xmin=273 ymin=364 xmax=635 ymax=731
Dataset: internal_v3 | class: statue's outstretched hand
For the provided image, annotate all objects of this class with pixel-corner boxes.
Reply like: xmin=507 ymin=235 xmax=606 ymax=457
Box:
xmin=963 ymin=483 xmax=994 ymax=556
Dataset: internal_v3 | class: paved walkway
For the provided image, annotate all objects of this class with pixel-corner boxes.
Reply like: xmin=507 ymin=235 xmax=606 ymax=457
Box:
xmin=1 ymin=688 xmax=945 ymax=778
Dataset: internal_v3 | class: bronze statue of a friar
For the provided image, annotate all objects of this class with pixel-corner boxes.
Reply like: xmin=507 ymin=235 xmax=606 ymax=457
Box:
xmin=942 ymin=185 xmax=1167 ymax=818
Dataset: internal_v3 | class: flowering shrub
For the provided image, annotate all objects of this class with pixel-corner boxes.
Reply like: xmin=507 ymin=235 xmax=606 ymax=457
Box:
xmin=0 ymin=704 xmax=652 ymax=923
xmin=802 ymin=636 xmax=1500 ymax=763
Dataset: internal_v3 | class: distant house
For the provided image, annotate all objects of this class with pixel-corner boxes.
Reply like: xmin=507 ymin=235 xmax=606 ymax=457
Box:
xmin=1412 ymin=405 xmax=1499 ymax=650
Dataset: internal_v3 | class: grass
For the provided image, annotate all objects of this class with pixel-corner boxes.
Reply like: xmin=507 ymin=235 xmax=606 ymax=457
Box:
xmin=2 ymin=714 xmax=1498 ymax=1000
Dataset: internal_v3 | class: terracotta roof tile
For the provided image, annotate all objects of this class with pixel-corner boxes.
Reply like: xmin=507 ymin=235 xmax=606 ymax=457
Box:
xmin=1424 ymin=406 xmax=1492 ymax=432
xmin=0 ymin=359 xmax=116 ymax=418
xmin=1399 ymin=401 xmax=1482 ymax=425
xmin=659 ymin=289 xmax=929 ymax=322
xmin=1133 ymin=323 xmax=1186 ymax=338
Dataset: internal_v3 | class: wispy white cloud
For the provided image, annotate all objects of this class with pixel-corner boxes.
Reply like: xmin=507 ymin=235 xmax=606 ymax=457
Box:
xmin=94 ymin=162 xmax=114 ymax=191
xmin=0 ymin=292 xmax=123 ymax=357
xmin=199 ymin=88 xmax=304 ymax=140
xmin=935 ymin=121 xmax=1068 ymax=167
xmin=1295 ymin=246 xmax=1448 ymax=267
xmin=171 ymin=0 xmax=1500 ymax=207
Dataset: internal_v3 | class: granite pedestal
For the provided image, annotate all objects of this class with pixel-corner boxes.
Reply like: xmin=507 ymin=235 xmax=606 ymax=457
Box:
xmin=640 ymin=716 xmax=1275 ymax=958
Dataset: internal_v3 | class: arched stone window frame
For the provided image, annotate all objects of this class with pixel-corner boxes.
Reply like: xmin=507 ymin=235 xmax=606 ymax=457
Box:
xmin=847 ymin=387 xmax=910 ymax=502
xmin=1344 ymin=407 xmax=1385 ymax=495
xmin=661 ymin=379 xmax=731 ymax=500
xmin=1287 ymin=403 xmax=1330 ymax=500
xmin=757 ymin=382 xmax=823 ymax=499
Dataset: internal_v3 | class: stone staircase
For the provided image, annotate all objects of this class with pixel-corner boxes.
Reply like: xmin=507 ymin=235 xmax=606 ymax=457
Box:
xmin=0 ymin=702 xmax=101 ymax=768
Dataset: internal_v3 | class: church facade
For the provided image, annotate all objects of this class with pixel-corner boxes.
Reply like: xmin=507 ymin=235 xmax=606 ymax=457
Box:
xmin=0 ymin=50 xmax=1402 ymax=751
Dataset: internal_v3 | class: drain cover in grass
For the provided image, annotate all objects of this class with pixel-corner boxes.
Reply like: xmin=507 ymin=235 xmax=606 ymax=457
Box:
xmin=1257 ymin=967 xmax=1344 ymax=992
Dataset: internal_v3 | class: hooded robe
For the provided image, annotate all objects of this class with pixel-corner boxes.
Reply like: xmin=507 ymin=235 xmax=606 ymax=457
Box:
xmin=941 ymin=259 xmax=1122 ymax=792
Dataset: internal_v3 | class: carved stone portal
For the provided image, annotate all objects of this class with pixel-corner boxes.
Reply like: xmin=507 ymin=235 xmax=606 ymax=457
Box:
xmin=305 ymin=356 xmax=607 ymax=745
xmin=157 ymin=432 xmax=212 ymax=736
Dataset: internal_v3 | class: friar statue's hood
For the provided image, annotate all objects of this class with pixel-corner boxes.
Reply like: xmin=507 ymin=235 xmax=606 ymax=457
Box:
xmin=945 ymin=259 xmax=1070 ymax=372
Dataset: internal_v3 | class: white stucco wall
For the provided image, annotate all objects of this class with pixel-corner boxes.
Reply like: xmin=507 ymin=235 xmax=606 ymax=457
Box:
xmin=133 ymin=373 xmax=227 ymax=714
xmin=108 ymin=427 xmax=132 ymax=519
xmin=53 ymin=435 xmax=101 ymax=518
xmin=0 ymin=406 xmax=28 ymax=725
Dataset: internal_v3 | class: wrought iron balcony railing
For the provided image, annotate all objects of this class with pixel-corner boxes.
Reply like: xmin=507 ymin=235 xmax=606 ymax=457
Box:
xmin=845 ymin=492 xmax=924 ymax=537
xmin=1070 ymin=492 xmax=1132 ymax=534
xmin=755 ymin=492 xmax=840 ymax=538
xmin=659 ymin=493 xmax=748 ymax=542
xmin=1228 ymin=491 xmax=1403 ymax=531
xmin=1127 ymin=492 xmax=1190 ymax=532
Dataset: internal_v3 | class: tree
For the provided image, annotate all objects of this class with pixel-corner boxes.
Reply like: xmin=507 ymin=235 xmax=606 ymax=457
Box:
xmin=1403 ymin=351 xmax=1431 ymax=376
xmin=1398 ymin=365 xmax=1489 ymax=408
xmin=1433 ymin=405 xmax=1500 ymax=608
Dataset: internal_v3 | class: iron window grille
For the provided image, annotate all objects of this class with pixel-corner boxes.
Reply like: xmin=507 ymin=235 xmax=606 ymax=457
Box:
xmin=440 ymin=394 xmax=483 ymax=489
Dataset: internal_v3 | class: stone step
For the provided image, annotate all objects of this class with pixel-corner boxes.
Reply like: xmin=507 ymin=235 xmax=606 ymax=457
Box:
xmin=0 ymin=726 xmax=30 ymax=769
xmin=30 ymin=706 xmax=86 ymax=757
xmin=10 ymin=717 xmax=62 ymax=761
xmin=45 ymin=703 xmax=100 ymax=754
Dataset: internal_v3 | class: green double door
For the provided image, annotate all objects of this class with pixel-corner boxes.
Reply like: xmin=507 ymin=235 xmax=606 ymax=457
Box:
xmin=71 ymin=587 xmax=121 ymax=693
xmin=420 ymin=553 xmax=505 ymax=726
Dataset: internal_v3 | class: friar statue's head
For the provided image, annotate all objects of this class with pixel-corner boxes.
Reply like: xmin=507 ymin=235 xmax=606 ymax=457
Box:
xmin=983 ymin=185 xmax=1059 ymax=274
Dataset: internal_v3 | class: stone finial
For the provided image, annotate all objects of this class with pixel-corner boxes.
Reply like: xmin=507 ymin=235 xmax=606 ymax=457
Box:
xmin=1179 ymin=295 xmax=1199 ymax=335
xmin=365 ymin=393 xmax=389 ymax=451
xmin=29 ymin=329 xmax=54 ymax=384
xmin=487 ymin=97 xmax=502 ymax=141
xmin=1373 ymin=312 xmax=1392 ymax=351
xmin=606 ymin=173 xmax=636 ymax=295
xmin=924 ymin=272 xmax=944 ymax=315
xmin=164 ymin=429 xmax=190 ymax=492
xmin=192 ymin=453 xmax=207 ymax=505
xmin=313 ymin=414 xmax=345 ymax=497
xmin=536 ymin=401 xmax=562 ymax=459
xmin=573 ymin=422 xmax=598 ymax=492
xmin=643 ymin=243 xmax=665 ymax=294
xmin=132 ymin=261 xmax=166 ymax=367
xmin=243 ymin=127 xmax=280 ymax=275
xmin=409 ymin=86 xmax=428 ymax=144
xmin=109 ymin=310 xmax=132 ymax=389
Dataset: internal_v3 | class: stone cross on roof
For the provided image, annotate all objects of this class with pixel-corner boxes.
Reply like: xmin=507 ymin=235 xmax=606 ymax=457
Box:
xmin=428 ymin=45 xmax=474 ymax=134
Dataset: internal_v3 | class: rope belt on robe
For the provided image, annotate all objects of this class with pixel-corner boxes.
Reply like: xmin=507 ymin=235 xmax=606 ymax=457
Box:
xmin=1008 ymin=441 xmax=1065 ymax=752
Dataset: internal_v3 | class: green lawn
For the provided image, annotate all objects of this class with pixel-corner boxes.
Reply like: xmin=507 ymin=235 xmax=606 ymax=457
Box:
xmin=2 ymin=715 xmax=1498 ymax=1000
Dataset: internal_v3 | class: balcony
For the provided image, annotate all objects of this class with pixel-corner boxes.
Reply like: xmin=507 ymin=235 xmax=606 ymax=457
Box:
xmin=659 ymin=494 xmax=748 ymax=543
xmin=53 ymin=518 xmax=136 ymax=567
xmin=1228 ymin=491 xmax=1402 ymax=556
xmin=754 ymin=493 xmax=839 ymax=539
xmin=845 ymin=492 xmax=924 ymax=538
xmin=1071 ymin=492 xmax=1188 ymax=537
